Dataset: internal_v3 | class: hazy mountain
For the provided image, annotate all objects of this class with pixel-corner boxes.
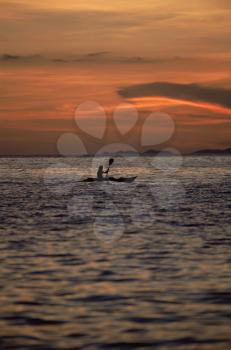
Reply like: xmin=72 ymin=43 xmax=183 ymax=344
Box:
xmin=191 ymin=148 xmax=231 ymax=156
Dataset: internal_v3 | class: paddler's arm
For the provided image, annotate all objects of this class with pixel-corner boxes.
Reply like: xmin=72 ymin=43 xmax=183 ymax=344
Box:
xmin=103 ymin=168 xmax=109 ymax=174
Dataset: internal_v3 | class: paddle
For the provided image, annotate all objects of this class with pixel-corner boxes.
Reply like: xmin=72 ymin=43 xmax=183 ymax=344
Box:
xmin=109 ymin=158 xmax=114 ymax=167
xmin=105 ymin=158 xmax=114 ymax=175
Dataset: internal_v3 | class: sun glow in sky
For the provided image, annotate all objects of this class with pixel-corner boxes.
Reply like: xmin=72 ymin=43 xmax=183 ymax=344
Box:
xmin=0 ymin=0 xmax=231 ymax=154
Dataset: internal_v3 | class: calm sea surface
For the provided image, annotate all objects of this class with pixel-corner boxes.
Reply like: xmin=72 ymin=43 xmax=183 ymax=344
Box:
xmin=0 ymin=156 xmax=230 ymax=350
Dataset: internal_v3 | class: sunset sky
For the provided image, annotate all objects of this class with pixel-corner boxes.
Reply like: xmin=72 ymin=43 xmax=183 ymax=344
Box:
xmin=0 ymin=0 xmax=231 ymax=155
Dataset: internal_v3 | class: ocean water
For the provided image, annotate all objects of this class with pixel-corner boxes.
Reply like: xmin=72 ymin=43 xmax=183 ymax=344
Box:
xmin=0 ymin=156 xmax=230 ymax=350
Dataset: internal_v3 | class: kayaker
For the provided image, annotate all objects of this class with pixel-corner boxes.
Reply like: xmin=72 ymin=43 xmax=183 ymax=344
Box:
xmin=97 ymin=165 xmax=104 ymax=180
xmin=97 ymin=158 xmax=114 ymax=180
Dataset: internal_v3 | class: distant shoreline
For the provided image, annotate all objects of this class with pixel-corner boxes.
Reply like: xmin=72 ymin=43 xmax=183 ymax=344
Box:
xmin=0 ymin=148 xmax=230 ymax=158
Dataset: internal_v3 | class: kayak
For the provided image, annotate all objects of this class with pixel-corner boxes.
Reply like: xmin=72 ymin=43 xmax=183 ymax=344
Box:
xmin=82 ymin=176 xmax=137 ymax=183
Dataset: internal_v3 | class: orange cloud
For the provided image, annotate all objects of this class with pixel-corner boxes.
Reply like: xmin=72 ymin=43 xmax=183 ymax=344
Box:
xmin=130 ymin=97 xmax=231 ymax=115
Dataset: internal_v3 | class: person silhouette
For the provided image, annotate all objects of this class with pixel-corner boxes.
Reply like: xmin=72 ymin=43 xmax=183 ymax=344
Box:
xmin=97 ymin=159 xmax=114 ymax=180
xmin=97 ymin=165 xmax=104 ymax=180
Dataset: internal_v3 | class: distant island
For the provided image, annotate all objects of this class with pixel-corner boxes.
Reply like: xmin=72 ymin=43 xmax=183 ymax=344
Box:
xmin=190 ymin=148 xmax=231 ymax=156
xmin=142 ymin=148 xmax=231 ymax=156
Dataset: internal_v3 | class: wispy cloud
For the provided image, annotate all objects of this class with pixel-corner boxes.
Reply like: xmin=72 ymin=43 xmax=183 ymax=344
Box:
xmin=3 ymin=0 xmax=230 ymax=56
xmin=118 ymin=82 xmax=231 ymax=109
xmin=0 ymin=52 xmax=187 ymax=65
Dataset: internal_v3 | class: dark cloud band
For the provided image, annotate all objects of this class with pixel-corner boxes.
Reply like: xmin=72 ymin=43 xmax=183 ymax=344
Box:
xmin=118 ymin=82 xmax=231 ymax=109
